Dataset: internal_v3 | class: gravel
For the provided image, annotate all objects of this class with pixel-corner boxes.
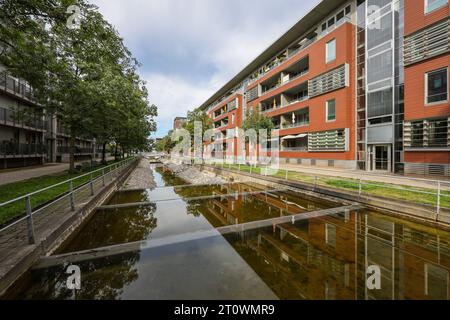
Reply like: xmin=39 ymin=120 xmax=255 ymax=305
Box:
xmin=123 ymin=158 xmax=156 ymax=190
xmin=163 ymin=161 xmax=226 ymax=185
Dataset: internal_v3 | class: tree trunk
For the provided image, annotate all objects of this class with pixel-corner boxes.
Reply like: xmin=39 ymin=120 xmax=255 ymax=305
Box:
xmin=69 ymin=135 xmax=76 ymax=173
xmin=102 ymin=141 xmax=107 ymax=164
xmin=114 ymin=144 xmax=118 ymax=161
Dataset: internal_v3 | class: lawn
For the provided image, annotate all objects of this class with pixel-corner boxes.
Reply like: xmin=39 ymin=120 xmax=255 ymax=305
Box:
xmin=0 ymin=158 xmax=131 ymax=225
xmin=210 ymin=162 xmax=450 ymax=210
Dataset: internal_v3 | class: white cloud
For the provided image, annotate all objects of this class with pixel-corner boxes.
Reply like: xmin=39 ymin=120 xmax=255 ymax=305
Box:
xmin=89 ymin=0 xmax=319 ymax=137
xmin=143 ymin=73 xmax=215 ymax=137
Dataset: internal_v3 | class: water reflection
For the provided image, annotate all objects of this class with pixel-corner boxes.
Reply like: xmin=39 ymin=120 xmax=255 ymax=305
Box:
xmin=224 ymin=211 xmax=450 ymax=300
xmin=3 ymin=165 xmax=450 ymax=300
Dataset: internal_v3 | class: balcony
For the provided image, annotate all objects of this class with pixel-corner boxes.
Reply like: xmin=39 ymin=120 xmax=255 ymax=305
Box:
xmin=260 ymin=56 xmax=309 ymax=95
xmin=0 ymin=143 xmax=46 ymax=157
xmin=281 ymin=107 xmax=310 ymax=129
xmin=0 ymin=72 xmax=35 ymax=102
xmin=0 ymin=106 xmax=45 ymax=131
xmin=248 ymin=32 xmax=317 ymax=86
xmin=57 ymin=146 xmax=93 ymax=155
xmin=261 ymin=82 xmax=309 ymax=113
xmin=280 ymin=134 xmax=308 ymax=152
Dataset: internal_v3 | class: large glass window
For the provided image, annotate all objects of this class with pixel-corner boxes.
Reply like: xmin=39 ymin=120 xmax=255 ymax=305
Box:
xmin=326 ymin=99 xmax=336 ymax=121
xmin=326 ymin=39 xmax=336 ymax=63
xmin=425 ymin=0 xmax=448 ymax=14
xmin=426 ymin=68 xmax=448 ymax=104
xmin=367 ymin=88 xmax=393 ymax=118
xmin=429 ymin=119 xmax=448 ymax=147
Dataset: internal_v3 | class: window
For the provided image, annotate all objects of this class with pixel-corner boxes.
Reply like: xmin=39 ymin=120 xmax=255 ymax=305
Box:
xmin=327 ymin=17 xmax=335 ymax=28
xmin=411 ymin=121 xmax=425 ymax=147
xmin=321 ymin=23 xmax=327 ymax=33
xmin=345 ymin=5 xmax=351 ymax=15
xmin=426 ymin=68 xmax=448 ymax=104
xmin=425 ymin=0 xmax=448 ymax=14
xmin=326 ymin=99 xmax=336 ymax=122
xmin=326 ymin=39 xmax=336 ymax=63
xmin=425 ymin=264 xmax=449 ymax=299
xmin=429 ymin=119 xmax=448 ymax=147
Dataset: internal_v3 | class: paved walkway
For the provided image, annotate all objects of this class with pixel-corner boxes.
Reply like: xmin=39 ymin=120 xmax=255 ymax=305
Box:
xmin=278 ymin=163 xmax=450 ymax=190
xmin=0 ymin=157 xmax=115 ymax=186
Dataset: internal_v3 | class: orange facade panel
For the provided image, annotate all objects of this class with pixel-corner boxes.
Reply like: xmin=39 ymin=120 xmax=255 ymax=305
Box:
xmin=404 ymin=0 xmax=449 ymax=36
xmin=404 ymin=55 xmax=449 ymax=121
xmin=404 ymin=151 xmax=450 ymax=164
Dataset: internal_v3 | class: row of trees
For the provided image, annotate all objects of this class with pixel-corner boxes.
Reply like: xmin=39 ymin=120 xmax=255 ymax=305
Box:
xmin=0 ymin=0 xmax=157 ymax=171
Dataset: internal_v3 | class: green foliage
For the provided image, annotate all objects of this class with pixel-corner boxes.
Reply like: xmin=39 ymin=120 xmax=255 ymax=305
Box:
xmin=242 ymin=109 xmax=275 ymax=134
xmin=155 ymin=131 xmax=177 ymax=153
xmin=0 ymin=0 xmax=157 ymax=170
xmin=183 ymin=108 xmax=213 ymax=138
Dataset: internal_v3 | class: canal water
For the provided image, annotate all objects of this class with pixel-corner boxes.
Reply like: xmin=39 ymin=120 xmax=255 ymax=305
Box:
xmin=3 ymin=165 xmax=450 ymax=300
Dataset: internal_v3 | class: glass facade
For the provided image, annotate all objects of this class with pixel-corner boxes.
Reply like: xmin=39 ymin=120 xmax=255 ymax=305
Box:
xmin=358 ymin=0 xmax=404 ymax=173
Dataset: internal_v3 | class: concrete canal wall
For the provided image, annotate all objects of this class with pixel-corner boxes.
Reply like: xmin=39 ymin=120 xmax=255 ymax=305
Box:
xmin=0 ymin=158 xmax=139 ymax=296
xmin=198 ymin=165 xmax=450 ymax=228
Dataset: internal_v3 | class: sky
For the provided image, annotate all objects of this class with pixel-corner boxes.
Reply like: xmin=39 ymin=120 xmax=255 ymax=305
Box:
xmin=90 ymin=0 xmax=319 ymax=138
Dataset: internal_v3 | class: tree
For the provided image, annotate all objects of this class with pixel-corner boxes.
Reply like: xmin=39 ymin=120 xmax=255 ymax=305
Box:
xmin=155 ymin=131 xmax=176 ymax=153
xmin=0 ymin=1 xmax=157 ymax=171
xmin=242 ymin=109 xmax=275 ymax=135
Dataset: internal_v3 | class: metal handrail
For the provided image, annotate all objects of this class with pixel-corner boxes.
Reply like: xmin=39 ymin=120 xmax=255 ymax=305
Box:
xmin=0 ymin=157 xmax=136 ymax=244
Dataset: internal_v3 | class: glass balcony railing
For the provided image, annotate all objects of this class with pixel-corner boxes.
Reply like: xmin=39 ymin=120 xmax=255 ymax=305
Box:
xmin=0 ymin=106 xmax=45 ymax=130
xmin=0 ymin=143 xmax=47 ymax=157
xmin=0 ymin=72 xmax=35 ymax=101
xmin=57 ymin=146 xmax=93 ymax=155
xmin=282 ymin=121 xmax=309 ymax=129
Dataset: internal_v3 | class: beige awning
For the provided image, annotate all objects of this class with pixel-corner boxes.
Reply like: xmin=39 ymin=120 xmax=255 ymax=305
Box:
xmin=281 ymin=134 xmax=307 ymax=140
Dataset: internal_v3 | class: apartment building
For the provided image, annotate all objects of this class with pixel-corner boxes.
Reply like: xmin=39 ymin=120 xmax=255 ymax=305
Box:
xmin=201 ymin=0 xmax=449 ymax=176
xmin=173 ymin=117 xmax=187 ymax=130
xmin=0 ymin=66 xmax=98 ymax=169
xmin=403 ymin=0 xmax=449 ymax=176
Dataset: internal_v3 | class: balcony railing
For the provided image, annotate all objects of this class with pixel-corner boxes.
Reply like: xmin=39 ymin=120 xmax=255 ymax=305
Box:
xmin=0 ymin=106 xmax=45 ymax=131
xmin=281 ymin=146 xmax=308 ymax=152
xmin=261 ymin=69 xmax=309 ymax=95
xmin=0 ymin=72 xmax=35 ymax=102
xmin=57 ymin=146 xmax=93 ymax=155
xmin=282 ymin=121 xmax=309 ymax=129
xmin=0 ymin=143 xmax=46 ymax=157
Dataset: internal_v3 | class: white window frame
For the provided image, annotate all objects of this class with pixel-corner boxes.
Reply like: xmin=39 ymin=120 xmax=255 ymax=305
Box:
xmin=325 ymin=223 xmax=336 ymax=247
xmin=326 ymin=99 xmax=337 ymax=122
xmin=424 ymin=0 xmax=448 ymax=14
xmin=424 ymin=263 xmax=449 ymax=299
xmin=326 ymin=39 xmax=336 ymax=64
xmin=425 ymin=67 xmax=448 ymax=106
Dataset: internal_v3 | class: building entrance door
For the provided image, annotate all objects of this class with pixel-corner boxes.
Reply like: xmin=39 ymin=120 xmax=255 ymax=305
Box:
xmin=369 ymin=145 xmax=391 ymax=172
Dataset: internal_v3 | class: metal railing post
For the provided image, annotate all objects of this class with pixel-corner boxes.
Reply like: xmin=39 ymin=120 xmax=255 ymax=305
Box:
xmin=238 ymin=164 xmax=241 ymax=172
xmin=90 ymin=174 xmax=94 ymax=196
xmin=314 ymin=176 xmax=318 ymax=189
xmin=285 ymin=169 xmax=288 ymax=180
xmin=69 ymin=181 xmax=75 ymax=211
xmin=437 ymin=181 xmax=441 ymax=218
xmin=25 ymin=195 xmax=35 ymax=244
xmin=359 ymin=178 xmax=362 ymax=196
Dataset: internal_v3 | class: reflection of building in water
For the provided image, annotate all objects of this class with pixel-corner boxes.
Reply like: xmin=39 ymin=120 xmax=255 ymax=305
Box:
xmin=226 ymin=209 xmax=450 ymax=300
xmin=194 ymin=184 xmax=333 ymax=227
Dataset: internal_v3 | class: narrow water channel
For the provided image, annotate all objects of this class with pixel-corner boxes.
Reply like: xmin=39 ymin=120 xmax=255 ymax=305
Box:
xmin=3 ymin=165 xmax=450 ymax=300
